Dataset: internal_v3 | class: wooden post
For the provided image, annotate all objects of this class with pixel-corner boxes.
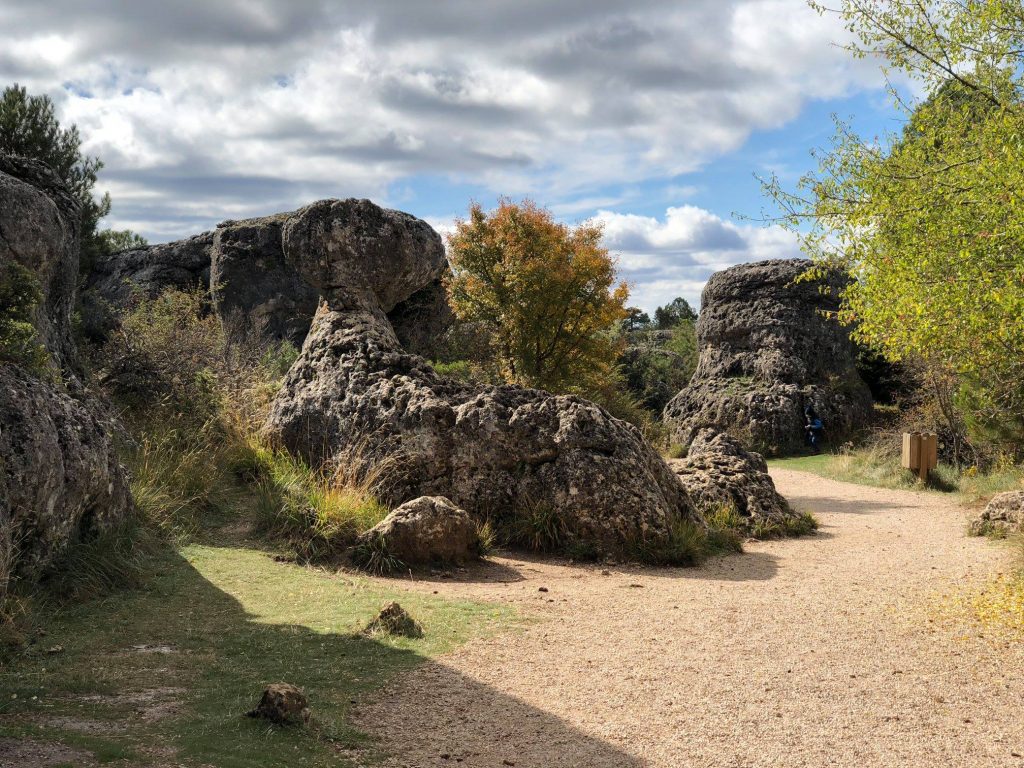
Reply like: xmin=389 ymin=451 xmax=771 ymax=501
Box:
xmin=901 ymin=432 xmax=921 ymax=471
xmin=919 ymin=433 xmax=938 ymax=481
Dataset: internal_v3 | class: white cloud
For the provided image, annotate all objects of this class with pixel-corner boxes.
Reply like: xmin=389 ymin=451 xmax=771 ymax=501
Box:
xmin=0 ymin=0 xmax=886 ymax=236
xmin=593 ymin=206 xmax=803 ymax=311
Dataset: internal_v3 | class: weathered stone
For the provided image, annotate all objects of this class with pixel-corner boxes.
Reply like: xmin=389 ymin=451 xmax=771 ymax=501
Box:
xmin=211 ymin=215 xmax=319 ymax=348
xmin=80 ymin=203 xmax=453 ymax=356
xmin=357 ymin=496 xmax=479 ymax=566
xmin=364 ymin=602 xmax=423 ymax=638
xmin=663 ymin=258 xmax=873 ymax=456
xmin=669 ymin=429 xmax=798 ymax=533
xmin=246 ymin=683 xmax=310 ymax=725
xmin=264 ymin=199 xmax=699 ymax=557
xmin=387 ymin=278 xmax=455 ymax=361
xmin=969 ymin=491 xmax=1024 ymax=537
xmin=80 ymin=232 xmax=213 ymax=340
xmin=0 ymin=155 xmax=134 ymax=590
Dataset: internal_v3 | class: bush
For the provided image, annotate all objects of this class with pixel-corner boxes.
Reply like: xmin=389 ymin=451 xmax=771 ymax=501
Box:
xmin=243 ymin=443 xmax=388 ymax=562
xmin=0 ymin=260 xmax=48 ymax=374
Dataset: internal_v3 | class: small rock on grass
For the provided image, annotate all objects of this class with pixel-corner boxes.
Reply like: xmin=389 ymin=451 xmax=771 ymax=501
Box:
xmin=364 ymin=602 xmax=423 ymax=639
xmin=246 ymin=683 xmax=310 ymax=725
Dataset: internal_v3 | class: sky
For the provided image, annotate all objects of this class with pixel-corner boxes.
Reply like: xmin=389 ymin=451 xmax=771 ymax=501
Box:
xmin=0 ymin=0 xmax=904 ymax=312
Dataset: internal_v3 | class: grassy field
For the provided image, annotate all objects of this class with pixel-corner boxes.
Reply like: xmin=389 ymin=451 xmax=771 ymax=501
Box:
xmin=769 ymin=449 xmax=1024 ymax=505
xmin=0 ymin=544 xmax=515 ymax=767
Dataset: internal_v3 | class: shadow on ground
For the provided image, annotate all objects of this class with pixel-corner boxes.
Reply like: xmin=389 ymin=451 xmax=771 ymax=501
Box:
xmin=0 ymin=545 xmax=638 ymax=767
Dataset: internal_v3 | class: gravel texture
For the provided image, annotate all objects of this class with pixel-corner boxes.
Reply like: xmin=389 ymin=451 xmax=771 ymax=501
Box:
xmin=354 ymin=469 xmax=1024 ymax=768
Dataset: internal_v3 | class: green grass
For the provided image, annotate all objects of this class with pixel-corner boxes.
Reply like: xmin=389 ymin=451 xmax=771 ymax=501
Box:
xmin=0 ymin=544 xmax=515 ymax=766
xmin=769 ymin=447 xmax=1024 ymax=503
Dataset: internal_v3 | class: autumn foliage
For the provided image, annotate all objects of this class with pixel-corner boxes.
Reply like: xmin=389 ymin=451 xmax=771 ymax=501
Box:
xmin=446 ymin=199 xmax=628 ymax=394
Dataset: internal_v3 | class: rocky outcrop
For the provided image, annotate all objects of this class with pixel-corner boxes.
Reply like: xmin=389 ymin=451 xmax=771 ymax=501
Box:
xmin=80 ymin=211 xmax=452 ymax=356
xmin=669 ymin=430 xmax=796 ymax=533
xmin=663 ymin=259 xmax=873 ymax=456
xmin=0 ymin=155 xmax=133 ymax=590
xmin=80 ymin=232 xmax=213 ymax=340
xmin=356 ymin=496 xmax=479 ymax=567
xmin=264 ymin=199 xmax=700 ymax=557
xmin=211 ymin=215 xmax=319 ymax=348
xmin=969 ymin=491 xmax=1024 ymax=537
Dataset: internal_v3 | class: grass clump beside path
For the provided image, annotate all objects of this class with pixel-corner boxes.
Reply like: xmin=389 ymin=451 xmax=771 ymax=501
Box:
xmin=769 ymin=447 xmax=1024 ymax=503
xmin=0 ymin=544 xmax=514 ymax=767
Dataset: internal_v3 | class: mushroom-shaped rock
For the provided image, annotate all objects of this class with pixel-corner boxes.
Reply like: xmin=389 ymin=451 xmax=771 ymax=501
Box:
xmin=669 ymin=430 xmax=801 ymax=534
xmin=281 ymin=198 xmax=446 ymax=311
xmin=663 ymin=259 xmax=873 ymax=456
xmin=246 ymin=683 xmax=310 ymax=725
xmin=264 ymin=198 xmax=700 ymax=559
xmin=357 ymin=496 xmax=479 ymax=567
xmin=970 ymin=491 xmax=1024 ymax=537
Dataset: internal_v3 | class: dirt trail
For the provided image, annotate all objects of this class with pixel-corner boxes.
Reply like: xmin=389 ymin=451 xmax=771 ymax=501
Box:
xmin=354 ymin=470 xmax=1024 ymax=768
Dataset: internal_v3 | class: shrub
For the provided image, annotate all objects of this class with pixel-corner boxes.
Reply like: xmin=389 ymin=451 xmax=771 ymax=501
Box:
xmin=244 ymin=444 xmax=388 ymax=562
xmin=0 ymin=260 xmax=48 ymax=374
xmin=505 ymin=498 xmax=566 ymax=553
xmin=95 ymin=288 xmax=226 ymax=421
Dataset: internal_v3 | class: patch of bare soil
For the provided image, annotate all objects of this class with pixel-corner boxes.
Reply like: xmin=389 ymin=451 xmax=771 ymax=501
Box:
xmin=0 ymin=737 xmax=91 ymax=768
xmin=354 ymin=469 xmax=1024 ymax=768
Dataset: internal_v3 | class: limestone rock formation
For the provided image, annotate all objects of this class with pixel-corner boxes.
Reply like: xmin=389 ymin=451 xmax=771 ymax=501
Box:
xmin=80 ymin=232 xmax=213 ymax=340
xmin=0 ymin=155 xmax=133 ymax=589
xmin=264 ymin=199 xmax=699 ymax=557
xmin=969 ymin=491 xmax=1024 ymax=537
xmin=80 ymin=207 xmax=452 ymax=356
xmin=669 ymin=429 xmax=797 ymax=533
xmin=211 ymin=215 xmax=318 ymax=348
xmin=356 ymin=496 xmax=479 ymax=567
xmin=663 ymin=258 xmax=873 ymax=456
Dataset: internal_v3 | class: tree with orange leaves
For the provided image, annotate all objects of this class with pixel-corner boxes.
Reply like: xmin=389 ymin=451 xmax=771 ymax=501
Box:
xmin=446 ymin=199 xmax=629 ymax=394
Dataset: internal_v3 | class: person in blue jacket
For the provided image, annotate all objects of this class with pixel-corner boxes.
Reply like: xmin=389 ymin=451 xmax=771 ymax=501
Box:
xmin=804 ymin=406 xmax=824 ymax=454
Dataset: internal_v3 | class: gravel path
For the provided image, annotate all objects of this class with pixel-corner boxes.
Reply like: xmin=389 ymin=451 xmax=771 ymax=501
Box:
xmin=354 ymin=470 xmax=1024 ymax=768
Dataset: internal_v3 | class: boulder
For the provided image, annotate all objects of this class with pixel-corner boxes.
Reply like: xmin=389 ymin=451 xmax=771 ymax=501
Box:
xmin=364 ymin=602 xmax=423 ymax=638
xmin=669 ymin=430 xmax=798 ymax=534
xmin=246 ymin=683 xmax=310 ymax=725
xmin=357 ymin=496 xmax=479 ymax=567
xmin=0 ymin=155 xmax=133 ymax=590
xmin=969 ymin=491 xmax=1024 ymax=537
xmin=663 ymin=258 xmax=873 ymax=456
xmin=264 ymin=199 xmax=700 ymax=558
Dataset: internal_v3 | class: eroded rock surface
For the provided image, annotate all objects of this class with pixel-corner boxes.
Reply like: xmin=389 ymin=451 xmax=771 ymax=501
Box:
xmin=264 ymin=199 xmax=699 ymax=556
xmin=357 ymin=496 xmax=479 ymax=566
xmin=0 ymin=155 xmax=133 ymax=589
xmin=970 ymin=491 xmax=1024 ymax=537
xmin=80 ymin=205 xmax=452 ymax=356
xmin=663 ymin=258 xmax=873 ymax=456
xmin=211 ymin=215 xmax=319 ymax=347
xmin=81 ymin=232 xmax=213 ymax=339
xmin=669 ymin=430 xmax=796 ymax=533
